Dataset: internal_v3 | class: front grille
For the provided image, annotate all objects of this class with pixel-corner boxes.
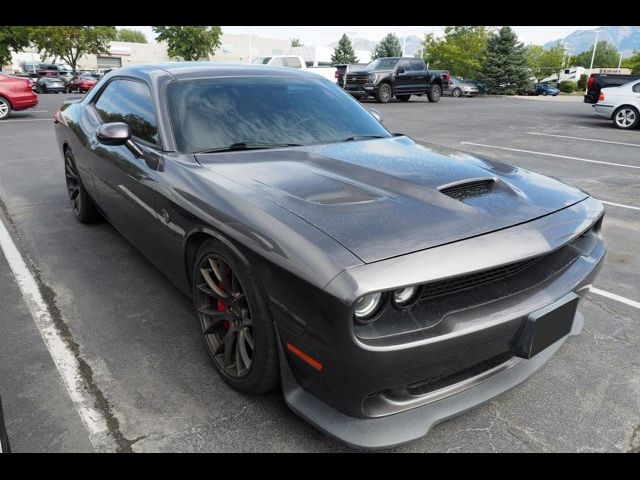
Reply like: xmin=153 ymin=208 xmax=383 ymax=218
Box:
xmin=421 ymin=257 xmax=541 ymax=300
xmin=440 ymin=179 xmax=494 ymax=200
xmin=345 ymin=74 xmax=368 ymax=85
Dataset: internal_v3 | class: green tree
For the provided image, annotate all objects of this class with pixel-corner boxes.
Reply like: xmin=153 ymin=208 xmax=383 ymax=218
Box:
xmin=117 ymin=28 xmax=147 ymax=43
xmin=29 ymin=26 xmax=116 ymax=73
xmin=331 ymin=34 xmax=358 ymax=64
xmin=0 ymin=26 xmax=31 ymax=66
xmin=290 ymin=38 xmax=302 ymax=47
xmin=622 ymin=50 xmax=640 ymax=74
xmin=577 ymin=73 xmax=589 ymax=90
xmin=372 ymin=33 xmax=402 ymax=60
xmin=570 ymin=41 xmax=620 ymax=68
xmin=422 ymin=26 xmax=490 ymax=78
xmin=153 ymin=26 xmax=222 ymax=61
xmin=482 ymin=26 xmax=530 ymax=95
xmin=526 ymin=44 xmax=565 ymax=82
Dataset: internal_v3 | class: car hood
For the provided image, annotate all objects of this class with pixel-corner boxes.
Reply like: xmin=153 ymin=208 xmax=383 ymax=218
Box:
xmin=195 ymin=136 xmax=588 ymax=263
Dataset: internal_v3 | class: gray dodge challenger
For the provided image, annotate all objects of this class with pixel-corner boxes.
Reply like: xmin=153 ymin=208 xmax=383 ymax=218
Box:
xmin=54 ymin=63 xmax=606 ymax=449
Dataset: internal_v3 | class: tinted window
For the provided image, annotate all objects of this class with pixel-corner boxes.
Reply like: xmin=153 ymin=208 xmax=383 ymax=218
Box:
xmin=397 ymin=60 xmax=410 ymax=71
xmin=410 ymin=60 xmax=424 ymax=71
xmin=365 ymin=58 xmax=399 ymax=70
xmin=166 ymin=76 xmax=391 ymax=153
xmin=94 ymin=80 xmax=120 ymax=121
xmin=633 ymin=82 xmax=640 ymax=93
xmin=97 ymin=80 xmax=159 ymax=145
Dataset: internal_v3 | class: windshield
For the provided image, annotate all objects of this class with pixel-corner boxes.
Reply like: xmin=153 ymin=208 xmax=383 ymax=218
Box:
xmin=167 ymin=76 xmax=391 ymax=153
xmin=252 ymin=57 xmax=272 ymax=65
xmin=364 ymin=58 xmax=399 ymax=71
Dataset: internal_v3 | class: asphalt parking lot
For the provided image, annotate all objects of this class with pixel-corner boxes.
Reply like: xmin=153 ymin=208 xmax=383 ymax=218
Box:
xmin=0 ymin=92 xmax=638 ymax=452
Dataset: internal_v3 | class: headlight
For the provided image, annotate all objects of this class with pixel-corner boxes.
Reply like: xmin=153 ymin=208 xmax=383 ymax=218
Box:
xmin=367 ymin=73 xmax=378 ymax=83
xmin=354 ymin=292 xmax=383 ymax=321
xmin=393 ymin=286 xmax=419 ymax=306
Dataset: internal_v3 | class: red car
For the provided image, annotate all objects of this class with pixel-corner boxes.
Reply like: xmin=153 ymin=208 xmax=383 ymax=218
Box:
xmin=0 ymin=73 xmax=38 ymax=120
xmin=65 ymin=75 xmax=97 ymax=93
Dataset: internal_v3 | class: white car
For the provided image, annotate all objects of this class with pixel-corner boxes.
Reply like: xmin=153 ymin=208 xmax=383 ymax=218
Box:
xmin=594 ymin=79 xmax=640 ymax=129
xmin=252 ymin=55 xmax=337 ymax=83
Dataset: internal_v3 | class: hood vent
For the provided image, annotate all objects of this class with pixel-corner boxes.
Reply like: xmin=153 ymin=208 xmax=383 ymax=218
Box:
xmin=439 ymin=178 xmax=495 ymax=201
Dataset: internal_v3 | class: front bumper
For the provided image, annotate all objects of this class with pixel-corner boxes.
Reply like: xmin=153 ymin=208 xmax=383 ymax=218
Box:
xmin=279 ymin=310 xmax=583 ymax=450
xmin=277 ymin=197 xmax=605 ymax=449
xmin=345 ymin=83 xmax=377 ymax=98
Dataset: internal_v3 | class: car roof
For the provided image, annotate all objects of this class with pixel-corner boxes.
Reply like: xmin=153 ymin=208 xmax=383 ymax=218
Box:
xmin=109 ymin=62 xmax=322 ymax=82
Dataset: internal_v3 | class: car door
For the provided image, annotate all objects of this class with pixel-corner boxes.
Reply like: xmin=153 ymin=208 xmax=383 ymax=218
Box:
xmin=85 ymin=77 xmax=166 ymax=268
xmin=394 ymin=59 xmax=412 ymax=94
xmin=633 ymin=81 xmax=640 ymax=108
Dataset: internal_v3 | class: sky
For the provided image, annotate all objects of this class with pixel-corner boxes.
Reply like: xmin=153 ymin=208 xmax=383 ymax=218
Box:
xmin=121 ymin=26 xmax=600 ymax=47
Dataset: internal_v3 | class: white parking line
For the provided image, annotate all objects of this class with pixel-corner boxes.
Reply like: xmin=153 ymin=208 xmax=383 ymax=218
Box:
xmin=0 ymin=217 xmax=109 ymax=449
xmin=526 ymin=131 xmax=640 ymax=148
xmin=460 ymin=142 xmax=640 ymax=170
xmin=0 ymin=118 xmax=52 ymax=123
xmin=590 ymin=287 xmax=640 ymax=310
xmin=601 ymin=200 xmax=640 ymax=212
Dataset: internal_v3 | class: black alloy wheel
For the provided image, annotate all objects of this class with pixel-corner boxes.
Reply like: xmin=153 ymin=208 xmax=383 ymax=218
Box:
xmin=193 ymin=240 xmax=279 ymax=394
xmin=376 ymin=83 xmax=392 ymax=103
xmin=64 ymin=148 xmax=100 ymax=222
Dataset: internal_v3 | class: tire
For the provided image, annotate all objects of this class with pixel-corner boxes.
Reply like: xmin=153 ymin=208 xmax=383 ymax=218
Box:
xmin=0 ymin=96 xmax=11 ymax=120
xmin=427 ymin=84 xmax=442 ymax=102
xmin=612 ymin=106 xmax=639 ymax=130
xmin=542 ymin=91 xmax=547 ymax=96
xmin=396 ymin=94 xmax=411 ymax=102
xmin=193 ymin=239 xmax=279 ymax=394
xmin=376 ymin=83 xmax=392 ymax=103
xmin=452 ymin=88 xmax=462 ymax=98
xmin=64 ymin=147 xmax=101 ymax=223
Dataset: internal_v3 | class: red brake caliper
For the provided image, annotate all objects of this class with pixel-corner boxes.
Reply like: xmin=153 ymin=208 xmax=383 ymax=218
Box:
xmin=217 ymin=286 xmax=230 ymax=331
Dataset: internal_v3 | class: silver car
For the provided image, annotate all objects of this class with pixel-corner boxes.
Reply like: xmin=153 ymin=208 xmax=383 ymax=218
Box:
xmin=445 ymin=76 xmax=479 ymax=97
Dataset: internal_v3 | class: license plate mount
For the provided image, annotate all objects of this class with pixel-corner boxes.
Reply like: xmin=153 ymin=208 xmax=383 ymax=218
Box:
xmin=516 ymin=293 xmax=579 ymax=359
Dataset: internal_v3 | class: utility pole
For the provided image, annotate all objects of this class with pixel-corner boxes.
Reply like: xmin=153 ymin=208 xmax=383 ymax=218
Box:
xmin=248 ymin=26 xmax=252 ymax=63
xmin=585 ymin=30 xmax=600 ymax=94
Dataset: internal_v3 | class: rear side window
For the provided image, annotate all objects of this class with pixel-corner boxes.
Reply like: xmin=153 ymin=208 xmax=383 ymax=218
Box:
xmin=633 ymin=82 xmax=640 ymax=93
xmin=270 ymin=57 xmax=285 ymax=67
xmin=410 ymin=60 xmax=424 ymax=71
xmin=95 ymin=79 xmax=159 ymax=146
xmin=284 ymin=57 xmax=302 ymax=69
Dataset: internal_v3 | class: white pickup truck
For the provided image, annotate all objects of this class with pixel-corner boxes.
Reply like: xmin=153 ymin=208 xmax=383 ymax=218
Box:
xmin=252 ymin=55 xmax=338 ymax=83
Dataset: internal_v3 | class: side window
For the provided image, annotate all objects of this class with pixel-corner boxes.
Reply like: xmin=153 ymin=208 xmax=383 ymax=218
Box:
xmin=285 ymin=57 xmax=302 ymax=69
xmin=104 ymin=80 xmax=159 ymax=145
xmin=633 ymin=82 xmax=640 ymax=93
xmin=397 ymin=60 xmax=410 ymax=72
xmin=270 ymin=57 xmax=285 ymax=67
xmin=410 ymin=60 xmax=424 ymax=71
xmin=94 ymin=80 xmax=120 ymax=121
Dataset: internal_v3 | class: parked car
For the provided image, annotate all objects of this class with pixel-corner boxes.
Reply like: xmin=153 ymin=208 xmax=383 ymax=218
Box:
xmin=532 ymin=83 xmax=560 ymax=96
xmin=593 ymin=79 xmax=640 ymax=129
xmin=466 ymin=79 xmax=488 ymax=94
xmin=444 ymin=76 xmax=480 ymax=97
xmin=252 ymin=55 xmax=337 ymax=83
xmin=344 ymin=57 xmax=446 ymax=103
xmin=65 ymin=75 xmax=98 ymax=93
xmin=0 ymin=395 xmax=9 ymax=453
xmin=36 ymin=75 xmax=66 ymax=94
xmin=0 ymin=72 xmax=38 ymax=120
xmin=584 ymin=73 xmax=640 ymax=104
xmin=54 ymin=63 xmax=605 ymax=450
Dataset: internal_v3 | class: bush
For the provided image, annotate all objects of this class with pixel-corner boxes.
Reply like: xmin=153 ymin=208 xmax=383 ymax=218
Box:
xmin=559 ymin=81 xmax=577 ymax=93
xmin=577 ymin=73 xmax=588 ymax=90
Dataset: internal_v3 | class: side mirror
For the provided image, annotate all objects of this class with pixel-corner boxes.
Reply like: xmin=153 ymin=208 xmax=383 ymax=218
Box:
xmin=396 ymin=67 xmax=405 ymax=74
xmin=369 ymin=108 xmax=383 ymax=123
xmin=96 ymin=122 xmax=131 ymax=146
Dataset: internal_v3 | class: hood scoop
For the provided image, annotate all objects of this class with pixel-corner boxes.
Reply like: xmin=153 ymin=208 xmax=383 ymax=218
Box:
xmin=439 ymin=178 xmax=495 ymax=201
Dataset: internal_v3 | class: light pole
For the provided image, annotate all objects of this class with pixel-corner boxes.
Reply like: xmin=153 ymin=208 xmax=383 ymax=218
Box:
xmin=618 ymin=51 xmax=624 ymax=73
xmin=585 ymin=30 xmax=600 ymax=94
xmin=248 ymin=26 xmax=252 ymax=63
xmin=402 ymin=26 xmax=407 ymax=57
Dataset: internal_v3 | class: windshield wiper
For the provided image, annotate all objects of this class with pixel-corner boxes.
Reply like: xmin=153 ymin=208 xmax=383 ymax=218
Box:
xmin=196 ymin=142 xmax=303 ymax=154
xmin=341 ymin=135 xmax=387 ymax=142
